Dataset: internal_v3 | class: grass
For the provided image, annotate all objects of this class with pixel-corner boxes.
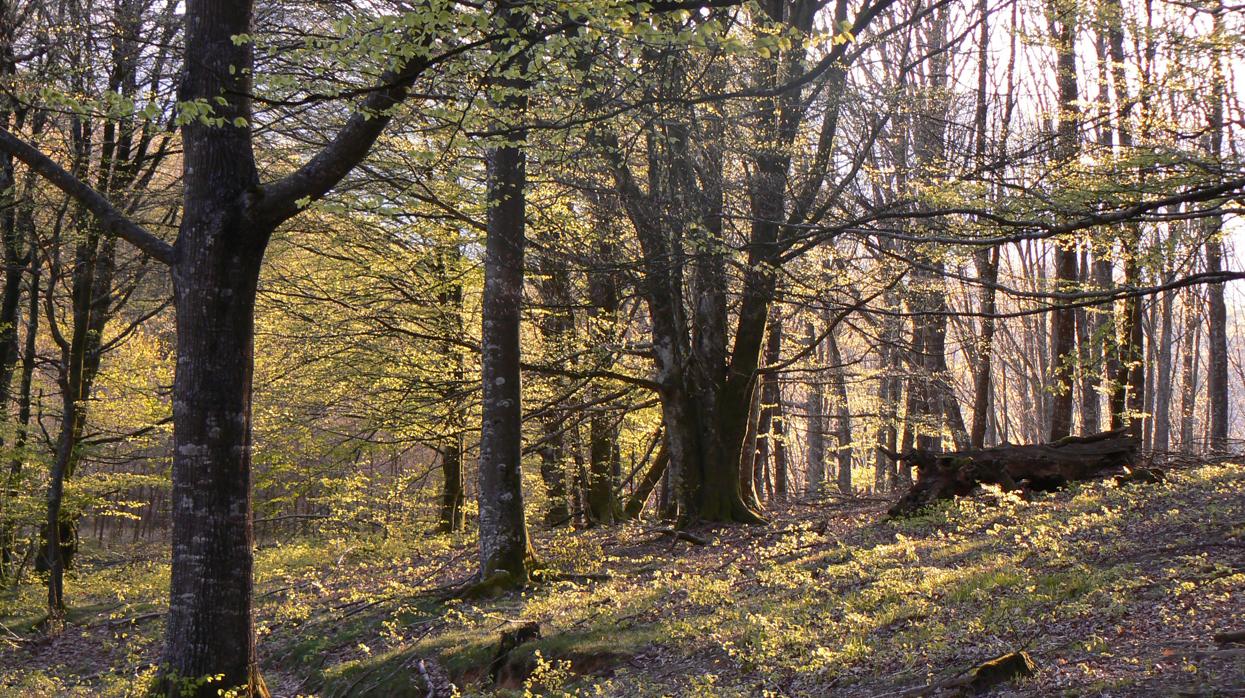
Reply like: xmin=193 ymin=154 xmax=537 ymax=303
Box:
xmin=1 ymin=461 xmax=1243 ymax=696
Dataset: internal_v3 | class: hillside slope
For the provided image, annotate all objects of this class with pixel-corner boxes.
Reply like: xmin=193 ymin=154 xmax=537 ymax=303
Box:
xmin=2 ymin=462 xmax=1243 ymax=697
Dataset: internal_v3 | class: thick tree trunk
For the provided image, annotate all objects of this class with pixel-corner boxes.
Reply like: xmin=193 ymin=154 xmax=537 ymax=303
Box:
xmin=476 ymin=0 xmax=533 ymax=582
xmin=477 ymin=141 xmax=532 ymax=582
xmin=158 ymin=2 xmax=268 ymax=694
xmin=164 ymin=237 xmax=267 ymax=696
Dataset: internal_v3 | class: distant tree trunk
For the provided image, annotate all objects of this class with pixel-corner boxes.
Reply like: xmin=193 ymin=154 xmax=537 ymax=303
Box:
xmin=1113 ymin=255 xmax=1145 ymax=436
xmin=585 ymin=227 xmax=621 ymax=524
xmin=758 ymin=305 xmax=785 ymax=500
xmin=751 ymin=379 xmax=772 ymax=502
xmin=1205 ymin=22 xmax=1228 ymax=451
xmin=1152 ymin=284 xmax=1174 ymax=452
xmin=531 ymin=242 xmax=572 ymax=527
xmin=1046 ymin=0 xmax=1080 ymax=440
xmin=439 ymin=438 xmax=465 ymax=532
xmin=587 ymin=409 xmax=618 ymax=524
xmin=436 ymin=249 xmax=466 ymax=532
xmin=537 ymin=418 xmax=568 ymax=526
xmin=740 ymin=381 xmax=763 ymax=510
xmin=1143 ymin=298 xmax=1156 ymax=450
xmin=805 ymin=322 xmax=826 ymax=497
xmin=773 ymin=389 xmax=790 ymax=500
xmin=40 ymin=221 xmax=118 ymax=600
xmin=1206 ymin=241 xmax=1228 ymax=450
xmin=1101 ymin=0 xmax=1146 ymax=437
xmin=899 ymin=321 xmax=925 ymax=485
xmin=826 ymin=327 xmax=853 ymax=494
xmin=968 ymin=0 xmax=996 ymax=450
xmin=875 ymin=299 xmax=902 ymax=490
xmin=1179 ymin=288 xmax=1202 ymax=453
xmin=971 ymin=246 xmax=999 ymax=449
xmin=1 ymin=252 xmax=37 ymax=577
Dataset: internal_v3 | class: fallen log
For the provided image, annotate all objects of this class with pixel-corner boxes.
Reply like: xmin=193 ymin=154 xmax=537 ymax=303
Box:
xmin=1213 ymin=629 xmax=1245 ymax=645
xmin=886 ymin=428 xmax=1139 ymax=517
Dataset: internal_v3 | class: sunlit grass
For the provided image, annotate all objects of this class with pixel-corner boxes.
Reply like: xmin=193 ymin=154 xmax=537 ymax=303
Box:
xmin=1 ymin=462 xmax=1242 ymax=696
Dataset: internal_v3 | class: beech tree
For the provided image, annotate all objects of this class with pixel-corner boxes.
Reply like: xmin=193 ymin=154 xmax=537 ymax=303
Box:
xmin=0 ymin=0 xmax=459 ymax=691
xmin=476 ymin=0 xmax=535 ymax=587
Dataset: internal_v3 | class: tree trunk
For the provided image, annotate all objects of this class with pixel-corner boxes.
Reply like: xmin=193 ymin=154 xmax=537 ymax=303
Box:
xmin=1179 ymin=287 xmax=1201 ymax=453
xmin=587 ymin=408 xmax=618 ymax=524
xmin=164 ymin=232 xmax=268 ymax=696
xmin=436 ymin=248 xmax=466 ymax=532
xmin=439 ymin=435 xmax=466 ymax=532
xmin=968 ymin=0 xmax=996 ymax=450
xmin=477 ymin=136 xmax=532 ymax=581
xmin=805 ymin=321 xmax=826 ymax=497
xmin=158 ymin=2 xmax=268 ymax=693
xmin=970 ymin=247 xmax=999 ymax=448
xmin=477 ymin=2 xmax=533 ymax=578
xmin=1 ymin=253 xmax=37 ymax=578
xmin=826 ymin=326 xmax=853 ymax=494
xmin=624 ymin=442 xmax=668 ymax=519
xmin=740 ymin=379 xmax=763 ymax=509
xmin=1152 ymin=283 xmax=1174 ymax=452
xmin=875 ymin=298 xmax=902 ymax=490
xmin=1046 ymin=0 xmax=1080 ymax=440
xmin=772 ymin=390 xmax=790 ymax=500
xmin=1113 ymin=254 xmax=1145 ymax=436
xmin=1205 ymin=22 xmax=1228 ymax=451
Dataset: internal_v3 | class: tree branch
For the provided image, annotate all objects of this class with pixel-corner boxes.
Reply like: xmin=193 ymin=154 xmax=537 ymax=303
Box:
xmin=0 ymin=129 xmax=175 ymax=264
xmin=250 ymin=53 xmax=431 ymax=225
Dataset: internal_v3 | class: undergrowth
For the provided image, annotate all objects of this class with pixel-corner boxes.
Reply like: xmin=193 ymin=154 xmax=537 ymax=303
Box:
xmin=1 ymin=462 xmax=1242 ymax=697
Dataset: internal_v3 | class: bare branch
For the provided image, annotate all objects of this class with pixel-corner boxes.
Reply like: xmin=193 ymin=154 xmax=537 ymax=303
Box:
xmin=0 ymin=129 xmax=175 ymax=264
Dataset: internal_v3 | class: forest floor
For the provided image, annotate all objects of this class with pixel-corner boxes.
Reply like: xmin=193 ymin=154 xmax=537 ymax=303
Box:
xmin=1 ymin=460 xmax=1244 ymax=697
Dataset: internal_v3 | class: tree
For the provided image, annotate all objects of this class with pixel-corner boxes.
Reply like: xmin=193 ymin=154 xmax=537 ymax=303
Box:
xmin=1205 ymin=6 xmax=1229 ymax=451
xmin=0 ymin=0 xmax=446 ymax=690
xmin=476 ymin=0 xmax=535 ymax=587
xmin=1046 ymin=0 xmax=1081 ymax=440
